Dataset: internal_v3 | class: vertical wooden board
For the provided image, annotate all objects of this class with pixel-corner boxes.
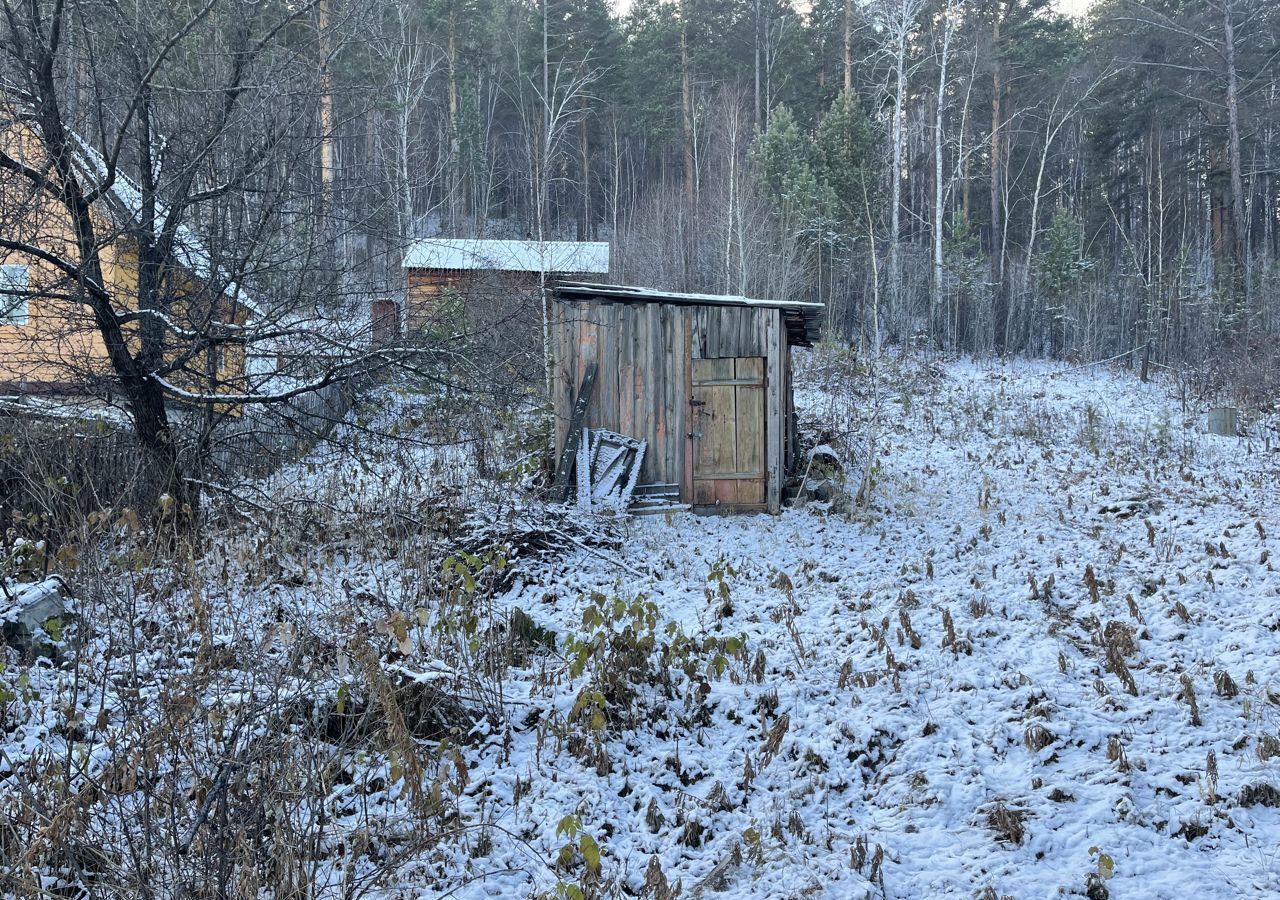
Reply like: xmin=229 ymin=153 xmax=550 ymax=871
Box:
xmin=735 ymin=357 xmax=764 ymax=382
xmin=736 ymin=479 xmax=765 ymax=505
xmin=630 ymin=303 xmax=643 ymax=444
xmin=576 ymin=310 xmax=590 ymax=430
xmin=659 ymin=303 xmax=674 ymax=486
xmin=588 ymin=306 xmax=606 ymax=432
xmin=747 ymin=305 xmax=762 ymax=355
xmin=552 ymin=301 xmax=570 ymax=454
xmin=736 ymin=383 xmax=765 ymax=476
xmin=649 ymin=302 xmax=665 ymax=484
xmin=601 ymin=303 xmax=619 ymax=435
xmin=635 ymin=303 xmax=652 ymax=480
xmin=765 ymin=312 xmax=783 ymax=513
xmin=593 ymin=307 xmax=608 ymax=433
xmin=679 ymin=308 xmax=694 ymax=503
xmin=633 ymin=303 xmax=645 ymax=447
xmin=614 ymin=304 xmax=630 ymax=439
xmin=713 ymin=479 xmax=738 ymax=505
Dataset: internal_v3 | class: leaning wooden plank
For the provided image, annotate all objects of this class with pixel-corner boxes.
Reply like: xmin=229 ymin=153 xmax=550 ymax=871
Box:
xmin=554 ymin=362 xmax=599 ymax=502
xmin=576 ymin=427 xmax=594 ymax=511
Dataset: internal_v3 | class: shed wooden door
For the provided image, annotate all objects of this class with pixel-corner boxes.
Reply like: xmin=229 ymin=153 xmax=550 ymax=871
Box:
xmin=691 ymin=357 xmax=766 ymax=506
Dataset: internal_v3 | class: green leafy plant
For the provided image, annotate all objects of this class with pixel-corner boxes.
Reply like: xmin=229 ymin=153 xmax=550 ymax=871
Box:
xmin=562 ymin=589 xmax=747 ymax=732
xmin=548 ymin=814 xmax=601 ymax=896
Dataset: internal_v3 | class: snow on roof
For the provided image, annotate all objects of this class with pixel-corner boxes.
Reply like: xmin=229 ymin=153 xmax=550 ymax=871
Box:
xmin=555 ymin=281 xmax=824 ymax=311
xmin=554 ymin=281 xmax=825 ymax=345
xmin=68 ymin=132 xmax=262 ymax=317
xmin=403 ymin=239 xmax=610 ymax=274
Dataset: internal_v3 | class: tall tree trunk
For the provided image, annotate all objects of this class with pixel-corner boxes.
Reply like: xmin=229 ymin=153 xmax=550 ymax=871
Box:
xmin=932 ymin=2 xmax=954 ymax=343
xmin=989 ymin=10 xmax=1004 ymax=351
xmin=447 ymin=21 xmax=463 ymax=230
xmin=681 ymin=0 xmax=695 ymax=213
xmin=843 ymin=0 xmax=854 ymax=92
xmin=1221 ymin=0 xmax=1249 ymax=321
xmin=888 ymin=2 xmax=910 ymax=336
xmin=319 ymin=0 xmax=335 ymax=218
xmin=579 ymin=116 xmax=590 ymax=239
xmin=754 ymin=0 xmax=762 ymax=128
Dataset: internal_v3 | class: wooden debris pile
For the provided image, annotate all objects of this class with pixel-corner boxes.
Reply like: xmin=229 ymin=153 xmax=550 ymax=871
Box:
xmin=575 ymin=428 xmax=646 ymax=512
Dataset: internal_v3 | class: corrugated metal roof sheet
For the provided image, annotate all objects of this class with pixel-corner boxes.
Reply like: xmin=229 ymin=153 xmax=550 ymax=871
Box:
xmin=403 ymin=239 xmax=610 ymax=274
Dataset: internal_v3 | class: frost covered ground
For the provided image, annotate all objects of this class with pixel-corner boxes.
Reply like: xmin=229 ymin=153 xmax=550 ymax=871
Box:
xmin=479 ymin=357 xmax=1280 ymax=899
xmin=3 ymin=356 xmax=1279 ymax=900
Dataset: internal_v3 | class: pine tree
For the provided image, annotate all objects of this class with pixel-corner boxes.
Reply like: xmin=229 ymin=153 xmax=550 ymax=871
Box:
xmin=751 ymin=104 xmax=822 ymax=231
xmin=1037 ymin=205 xmax=1089 ymax=357
xmin=814 ymin=88 xmax=878 ymax=235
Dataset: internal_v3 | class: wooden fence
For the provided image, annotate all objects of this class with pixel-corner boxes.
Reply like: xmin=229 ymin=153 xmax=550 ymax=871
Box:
xmin=199 ymin=380 xmax=359 ymax=479
xmin=0 ymin=380 xmax=359 ymax=523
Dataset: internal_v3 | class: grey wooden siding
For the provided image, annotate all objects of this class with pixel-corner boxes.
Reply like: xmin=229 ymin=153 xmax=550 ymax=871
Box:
xmin=553 ymin=298 xmax=788 ymax=512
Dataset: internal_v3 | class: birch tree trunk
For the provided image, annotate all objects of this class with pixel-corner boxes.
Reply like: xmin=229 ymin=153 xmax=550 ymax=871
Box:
xmin=844 ymin=0 xmax=854 ymax=93
xmin=319 ymin=0 xmax=335 ymax=218
xmin=884 ymin=0 xmax=918 ymax=337
xmin=989 ymin=8 xmax=1004 ymax=350
xmin=932 ymin=1 xmax=956 ymax=340
xmin=1221 ymin=0 xmax=1249 ymax=318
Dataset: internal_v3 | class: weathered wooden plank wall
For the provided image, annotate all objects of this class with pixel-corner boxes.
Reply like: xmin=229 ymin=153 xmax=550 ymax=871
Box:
xmin=552 ymin=299 xmax=790 ymax=511
xmin=552 ymin=299 xmax=688 ymax=490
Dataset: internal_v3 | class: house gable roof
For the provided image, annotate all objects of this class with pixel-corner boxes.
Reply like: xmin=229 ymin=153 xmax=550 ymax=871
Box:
xmin=67 ymin=131 xmax=262 ymax=317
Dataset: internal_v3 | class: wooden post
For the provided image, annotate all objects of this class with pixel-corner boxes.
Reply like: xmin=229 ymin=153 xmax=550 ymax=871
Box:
xmin=765 ymin=311 xmax=782 ymax=514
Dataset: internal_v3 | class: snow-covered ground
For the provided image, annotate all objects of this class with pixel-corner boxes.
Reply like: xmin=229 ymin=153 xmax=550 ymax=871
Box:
xmin=477 ymin=357 xmax=1280 ymax=899
xmin=3 ymin=356 xmax=1278 ymax=899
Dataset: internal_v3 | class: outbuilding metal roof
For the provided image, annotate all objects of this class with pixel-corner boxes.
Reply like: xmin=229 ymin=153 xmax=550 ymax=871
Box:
xmin=403 ymin=239 xmax=610 ymax=274
xmin=553 ymin=281 xmax=825 ymax=346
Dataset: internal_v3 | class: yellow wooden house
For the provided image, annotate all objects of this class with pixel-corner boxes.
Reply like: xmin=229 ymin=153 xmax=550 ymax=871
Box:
xmin=0 ymin=118 xmax=260 ymax=399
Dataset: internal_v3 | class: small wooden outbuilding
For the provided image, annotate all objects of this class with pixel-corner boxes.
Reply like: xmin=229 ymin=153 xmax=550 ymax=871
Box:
xmin=402 ymin=239 xmax=609 ymax=330
xmin=551 ymin=282 xmax=823 ymax=514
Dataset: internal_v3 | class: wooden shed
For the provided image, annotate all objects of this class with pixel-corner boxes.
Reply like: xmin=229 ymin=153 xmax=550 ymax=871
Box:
xmin=551 ymin=282 xmax=823 ymax=514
